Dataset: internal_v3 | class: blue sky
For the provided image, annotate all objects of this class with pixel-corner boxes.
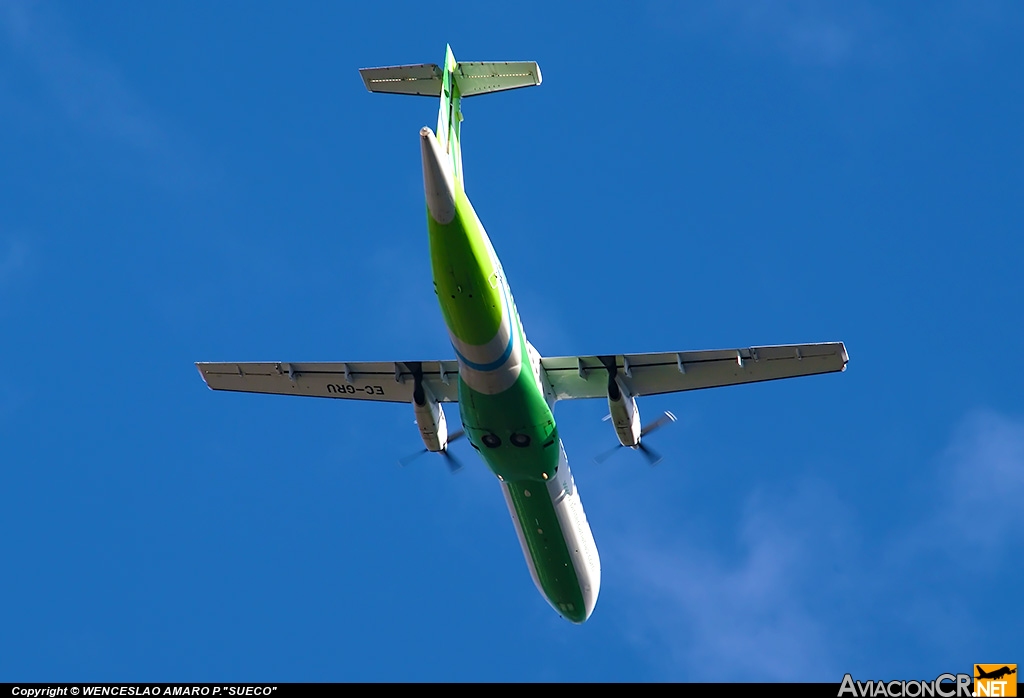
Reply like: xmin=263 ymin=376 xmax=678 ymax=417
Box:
xmin=2 ymin=0 xmax=1022 ymax=682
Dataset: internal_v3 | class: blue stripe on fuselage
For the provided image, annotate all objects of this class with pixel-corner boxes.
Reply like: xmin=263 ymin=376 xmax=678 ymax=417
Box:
xmin=453 ymin=277 xmax=517 ymax=372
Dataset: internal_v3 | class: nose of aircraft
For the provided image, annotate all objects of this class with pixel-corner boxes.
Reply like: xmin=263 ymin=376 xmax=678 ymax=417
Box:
xmin=576 ymin=575 xmax=600 ymax=624
xmin=556 ymin=565 xmax=600 ymax=624
xmin=560 ymin=592 xmax=598 ymax=624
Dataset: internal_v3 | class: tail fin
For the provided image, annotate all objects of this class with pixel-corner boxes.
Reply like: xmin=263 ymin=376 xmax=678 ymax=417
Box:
xmin=359 ymin=45 xmax=541 ymax=187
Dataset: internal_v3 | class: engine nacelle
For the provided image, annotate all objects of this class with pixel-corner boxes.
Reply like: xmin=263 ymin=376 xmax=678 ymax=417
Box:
xmin=607 ymin=375 xmax=641 ymax=448
xmin=413 ymin=389 xmax=449 ymax=452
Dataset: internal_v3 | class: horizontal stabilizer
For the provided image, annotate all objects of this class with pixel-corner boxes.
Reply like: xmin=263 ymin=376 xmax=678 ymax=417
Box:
xmin=359 ymin=61 xmax=541 ymax=98
xmin=360 ymin=63 xmax=443 ymax=97
xmin=455 ymin=61 xmax=542 ymax=97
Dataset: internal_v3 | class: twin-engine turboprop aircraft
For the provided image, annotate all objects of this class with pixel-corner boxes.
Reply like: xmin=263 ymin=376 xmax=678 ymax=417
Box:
xmin=196 ymin=45 xmax=848 ymax=624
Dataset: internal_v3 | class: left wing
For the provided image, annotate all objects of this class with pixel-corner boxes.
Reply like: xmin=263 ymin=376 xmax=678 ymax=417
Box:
xmin=195 ymin=361 xmax=460 ymax=403
xmin=540 ymin=342 xmax=848 ymax=401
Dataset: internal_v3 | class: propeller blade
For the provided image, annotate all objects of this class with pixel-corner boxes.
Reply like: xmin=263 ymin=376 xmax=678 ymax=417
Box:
xmin=442 ymin=450 xmax=464 ymax=473
xmin=594 ymin=443 xmax=623 ymax=464
xmin=637 ymin=442 xmax=664 ymax=466
xmin=399 ymin=430 xmax=464 ymax=468
xmin=397 ymin=448 xmax=428 ymax=467
xmin=640 ymin=411 xmax=677 ymax=437
xmin=443 ymin=430 xmax=465 ymax=473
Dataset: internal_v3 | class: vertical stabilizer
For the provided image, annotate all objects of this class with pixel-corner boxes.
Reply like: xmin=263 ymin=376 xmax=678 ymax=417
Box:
xmin=436 ymin=45 xmax=464 ymax=187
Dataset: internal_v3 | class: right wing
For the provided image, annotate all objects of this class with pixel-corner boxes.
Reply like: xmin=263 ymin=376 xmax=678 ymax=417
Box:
xmin=540 ymin=342 xmax=848 ymax=401
xmin=195 ymin=360 xmax=460 ymax=403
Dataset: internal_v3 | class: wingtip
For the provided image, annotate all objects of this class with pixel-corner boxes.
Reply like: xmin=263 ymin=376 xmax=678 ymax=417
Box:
xmin=194 ymin=363 xmax=213 ymax=389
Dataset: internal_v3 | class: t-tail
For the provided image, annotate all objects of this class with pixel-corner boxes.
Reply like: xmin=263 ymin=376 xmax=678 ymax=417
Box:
xmin=359 ymin=45 xmax=542 ymax=189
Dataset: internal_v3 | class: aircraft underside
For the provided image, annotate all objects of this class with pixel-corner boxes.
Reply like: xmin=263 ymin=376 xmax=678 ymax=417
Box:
xmin=194 ymin=44 xmax=848 ymax=624
xmin=426 ymin=142 xmax=601 ymax=621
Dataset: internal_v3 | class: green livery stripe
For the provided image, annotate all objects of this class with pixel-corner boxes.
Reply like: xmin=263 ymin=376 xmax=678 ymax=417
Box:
xmin=429 ymin=188 xmax=502 ymax=345
xmin=504 ymin=481 xmax=587 ymax=623
xmin=457 ymin=322 xmax=558 ymax=480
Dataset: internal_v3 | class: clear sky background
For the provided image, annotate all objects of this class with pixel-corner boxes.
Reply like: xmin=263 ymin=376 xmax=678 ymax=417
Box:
xmin=2 ymin=0 xmax=1022 ymax=683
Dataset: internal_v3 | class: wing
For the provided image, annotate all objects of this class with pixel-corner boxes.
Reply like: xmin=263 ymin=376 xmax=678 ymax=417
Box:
xmin=195 ymin=360 xmax=460 ymax=403
xmin=540 ymin=342 xmax=848 ymax=401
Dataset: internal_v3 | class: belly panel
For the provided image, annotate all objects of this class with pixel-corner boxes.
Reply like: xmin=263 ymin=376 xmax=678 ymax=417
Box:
xmin=500 ymin=445 xmax=601 ymax=623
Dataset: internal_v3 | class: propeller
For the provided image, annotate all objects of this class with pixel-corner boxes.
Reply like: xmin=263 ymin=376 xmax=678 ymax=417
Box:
xmin=594 ymin=411 xmax=677 ymax=466
xmin=398 ymin=430 xmax=466 ymax=473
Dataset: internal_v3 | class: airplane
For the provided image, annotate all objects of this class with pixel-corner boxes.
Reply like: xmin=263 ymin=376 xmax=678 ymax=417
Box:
xmin=195 ymin=45 xmax=848 ymax=624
